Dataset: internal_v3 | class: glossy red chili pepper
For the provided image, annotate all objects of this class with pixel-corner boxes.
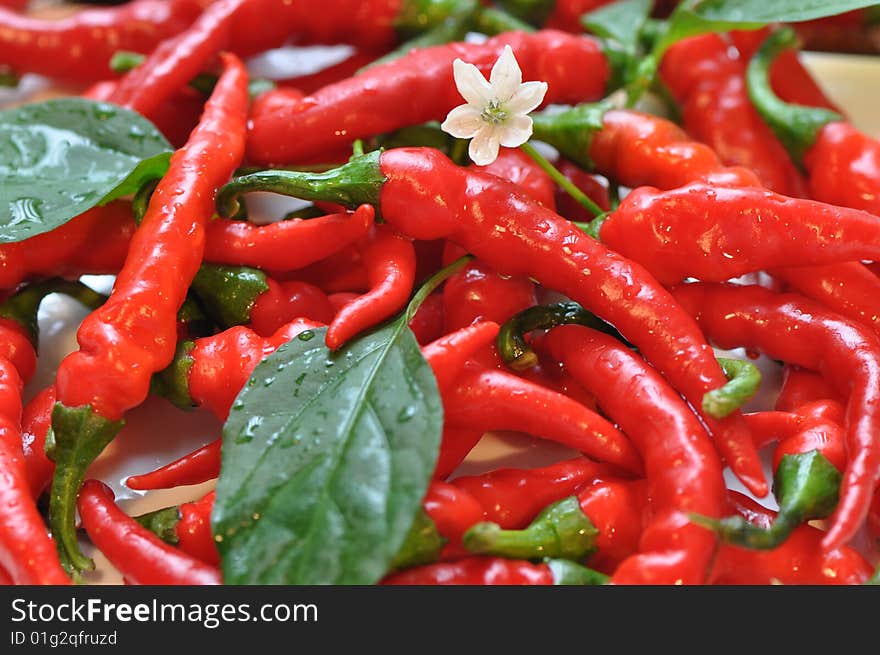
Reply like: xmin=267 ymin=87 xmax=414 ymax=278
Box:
xmin=0 ymin=0 xmax=208 ymax=82
xmin=217 ymin=146 xmax=768 ymax=496
xmin=204 ymin=204 xmax=375 ymax=272
xmin=107 ymin=0 xmax=247 ymax=118
xmin=471 ymin=147 xmax=557 ymax=211
xmin=423 ymin=480 xmax=486 ymax=560
xmin=20 ymin=386 xmax=55 ymax=499
xmin=247 ymin=30 xmax=612 ymax=165
xmin=49 ymin=53 xmax=248 ymax=574
xmin=775 ymin=366 xmax=844 ymax=412
xmin=672 ymin=281 xmax=880 ymax=552
xmin=55 ymin=53 xmax=247 ymax=421
xmin=291 ymin=246 xmax=369 ymax=294
xmin=600 ymin=182 xmax=880 ymax=287
xmin=407 ymin=291 xmax=445 ymax=346
xmin=450 ymin=456 xmax=620 ymax=528
xmin=382 ymin=556 xmax=555 ymax=585
xmin=325 ymin=225 xmax=417 ymax=350
xmin=248 ymin=279 xmax=336 ymax=336
xmin=126 ymin=439 xmax=221 ymax=491
xmin=0 ymin=335 xmax=69 ymax=584
xmin=660 ymin=33 xmax=808 ymax=197
xmin=175 ymin=490 xmax=220 ymax=566
xmin=78 ymin=479 xmax=221 ymax=584
xmin=444 ymin=357 xmax=643 ymax=475
xmin=577 ymin=477 xmax=648 ymax=575
xmin=534 ymin=324 xmax=725 ymax=585
xmin=710 ymin=491 xmax=874 ymax=585
xmin=442 ymin=259 xmax=537 ymax=333
xmin=772 ymin=405 xmax=848 ymax=475
xmin=0 ymin=201 xmax=135 ymax=291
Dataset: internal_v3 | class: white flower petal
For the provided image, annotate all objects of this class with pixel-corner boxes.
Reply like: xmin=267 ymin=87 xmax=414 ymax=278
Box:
xmin=505 ymin=80 xmax=549 ymax=115
xmin=489 ymin=45 xmax=523 ymax=102
xmin=441 ymin=104 xmax=484 ymax=139
xmin=453 ymin=58 xmax=492 ymax=107
xmin=468 ymin=125 xmax=502 ymax=166
xmin=498 ymin=114 xmax=533 ymax=148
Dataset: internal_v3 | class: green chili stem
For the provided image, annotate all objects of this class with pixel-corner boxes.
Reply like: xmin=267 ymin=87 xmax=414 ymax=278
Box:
xmin=520 ymin=142 xmax=605 ymax=219
xmin=702 ymin=357 xmax=762 ymax=419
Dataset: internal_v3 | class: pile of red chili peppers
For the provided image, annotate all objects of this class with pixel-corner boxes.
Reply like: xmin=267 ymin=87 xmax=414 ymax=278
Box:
xmin=1 ymin=0 xmax=880 ymax=586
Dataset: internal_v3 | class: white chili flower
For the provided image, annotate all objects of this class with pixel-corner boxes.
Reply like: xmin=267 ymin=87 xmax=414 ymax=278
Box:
xmin=440 ymin=45 xmax=548 ymax=166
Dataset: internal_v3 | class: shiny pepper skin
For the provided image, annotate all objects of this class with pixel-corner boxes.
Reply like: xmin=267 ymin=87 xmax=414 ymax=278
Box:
xmin=382 ymin=556 xmax=555 ymax=585
xmin=805 ymin=122 xmax=880 ymax=215
xmin=247 ymin=30 xmax=611 ymax=165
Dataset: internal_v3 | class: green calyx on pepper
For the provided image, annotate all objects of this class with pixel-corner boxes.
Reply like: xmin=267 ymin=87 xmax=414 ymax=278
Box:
xmin=462 ymin=495 xmax=599 ymax=562
xmin=746 ymin=26 xmax=844 ymax=167
xmin=691 ymin=449 xmax=841 ymax=550
xmin=702 ymin=357 xmax=762 ymax=420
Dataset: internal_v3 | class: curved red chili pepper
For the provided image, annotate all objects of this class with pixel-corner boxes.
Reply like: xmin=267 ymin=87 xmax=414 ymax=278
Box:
xmin=204 ymin=204 xmax=375 ymax=272
xmin=247 ymin=30 xmax=611 ymax=165
xmin=0 ymin=354 xmax=69 ymax=585
xmin=536 ymin=324 xmax=726 ymax=585
xmin=443 ymin=359 xmax=643 ymax=475
xmin=422 ymin=480 xmax=486 ymax=560
xmin=0 ymin=201 xmax=135 ymax=291
xmin=672 ymin=281 xmax=880 ymax=552
xmin=0 ymin=0 xmax=208 ymax=83
xmin=126 ymin=439 xmax=222 ymax=491
xmin=376 ymin=147 xmax=766 ymax=496
xmin=660 ymin=34 xmax=808 ymax=197
xmin=325 ymin=225 xmax=417 ymax=350
xmin=382 ymin=556 xmax=554 ymax=585
xmin=577 ymin=477 xmax=648 ymax=575
xmin=77 ymin=479 xmax=221 ymax=585
xmin=805 ymin=122 xmax=880 ymax=215
xmin=450 ymin=456 xmax=619 ymax=528
xmin=710 ymin=491 xmax=874 ymax=585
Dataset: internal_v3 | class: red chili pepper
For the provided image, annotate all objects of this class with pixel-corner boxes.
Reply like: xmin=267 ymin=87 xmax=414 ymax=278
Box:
xmin=710 ymin=491 xmax=874 ymax=585
xmin=450 ymin=456 xmax=620 ymax=528
xmin=672 ymin=281 xmax=880 ymax=552
xmin=49 ymin=53 xmax=248 ymax=574
xmin=175 ymin=490 xmax=220 ymax=566
xmin=204 ymin=204 xmax=375 ymax=272
xmin=471 ymin=147 xmax=557 ymax=211
xmin=381 ymin=557 xmax=553 ymax=585
xmin=217 ymin=146 xmax=768 ymax=497
xmin=77 ymin=479 xmax=221 ymax=584
xmin=599 ymin=182 xmax=880 ymax=287
xmin=422 ymin=480 xmax=486 ymax=560
xmin=442 ymin=259 xmax=537 ymax=333
xmin=407 ymin=291 xmax=446 ymax=346
xmin=246 ymin=30 xmax=612 ymax=165
xmin=126 ymin=439 xmax=221 ymax=491
xmin=660 ymin=33 xmax=808 ymax=197
xmin=531 ymin=322 xmax=726 ymax=585
xmin=0 ymin=201 xmax=135 ymax=291
xmin=248 ymin=279 xmax=336 ymax=336
xmin=291 ymin=246 xmax=369 ymax=294
xmin=576 ymin=478 xmax=648 ymax=575
xmin=20 ymin=386 xmax=55 ymax=499
xmin=0 ymin=0 xmax=208 ymax=83
xmin=0 ymin=347 xmax=69 ymax=584
xmin=775 ymin=366 xmax=844 ymax=412
xmin=325 ymin=224 xmax=416 ymax=350
xmin=443 ymin=357 xmax=643 ymax=475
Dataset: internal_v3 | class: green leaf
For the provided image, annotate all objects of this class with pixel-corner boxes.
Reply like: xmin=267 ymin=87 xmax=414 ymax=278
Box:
xmin=581 ymin=0 xmax=653 ymax=52
xmin=213 ymin=324 xmax=443 ymax=584
xmin=0 ymin=98 xmax=172 ymax=243
xmin=690 ymin=0 xmax=880 ymax=24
